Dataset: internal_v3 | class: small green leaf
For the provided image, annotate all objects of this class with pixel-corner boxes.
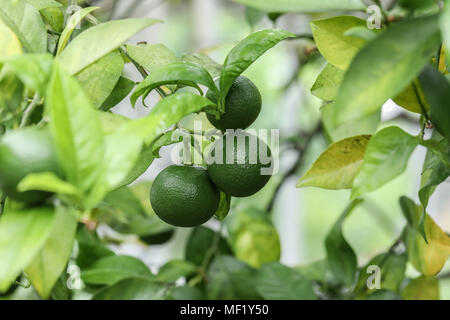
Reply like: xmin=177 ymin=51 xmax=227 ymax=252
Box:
xmin=245 ymin=7 xmax=265 ymax=28
xmin=17 ymin=172 xmax=83 ymax=204
xmin=1 ymin=53 xmax=53 ymax=96
xmin=393 ymin=80 xmax=430 ymax=115
xmin=56 ymin=7 xmax=99 ymax=55
xmin=126 ymin=43 xmax=178 ymax=72
xmin=351 ymin=127 xmax=418 ymax=199
xmin=76 ymin=227 xmax=115 ymax=270
xmin=325 ymin=199 xmax=362 ymax=286
xmin=226 ymin=208 xmax=280 ymax=268
xmin=311 ymin=63 xmax=345 ymax=101
xmin=298 ymin=135 xmax=371 ymax=189
xmin=92 ymin=277 xmax=167 ymax=300
xmin=76 ymin=50 xmax=124 ymax=108
xmin=401 ymin=276 xmax=440 ymax=300
xmin=214 ymin=192 xmax=231 ymax=221
xmin=206 ymin=255 xmax=262 ymax=300
xmin=59 ymin=18 xmax=160 ymax=74
xmin=419 ymin=66 xmax=450 ymax=141
xmin=100 ymin=76 xmax=135 ymax=111
xmin=344 ymin=26 xmax=378 ymax=42
xmin=0 ymin=207 xmax=56 ymax=292
xmin=332 ymin=15 xmax=440 ymax=125
xmin=25 ymin=206 xmax=77 ymax=298
xmin=0 ymin=0 xmax=47 ymax=53
xmin=219 ymin=29 xmax=294 ymax=104
xmin=185 ymin=227 xmax=232 ymax=267
xmin=255 ymin=262 xmax=316 ymax=300
xmin=156 ymin=259 xmax=197 ymax=282
xmin=46 ymin=61 xmax=105 ymax=197
xmin=311 ymin=16 xmax=367 ymax=70
xmin=40 ymin=6 xmax=64 ymax=33
xmin=81 ymin=255 xmax=153 ymax=285
xmin=181 ymin=52 xmax=222 ymax=78
xmin=131 ymin=61 xmax=218 ymax=107
xmin=231 ymin=0 xmax=365 ymax=13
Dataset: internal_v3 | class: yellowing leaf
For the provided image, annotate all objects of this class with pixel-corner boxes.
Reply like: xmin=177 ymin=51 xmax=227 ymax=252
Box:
xmin=311 ymin=16 xmax=367 ymax=70
xmin=400 ymin=196 xmax=450 ymax=276
xmin=402 ymin=276 xmax=440 ymax=300
xmin=0 ymin=18 xmax=21 ymax=59
xmin=297 ymin=135 xmax=371 ymax=189
xmin=393 ymin=80 xmax=430 ymax=114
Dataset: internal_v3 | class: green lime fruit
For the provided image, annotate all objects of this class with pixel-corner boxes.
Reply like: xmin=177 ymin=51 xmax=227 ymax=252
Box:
xmin=150 ymin=165 xmax=220 ymax=227
xmin=0 ymin=127 xmax=61 ymax=204
xmin=206 ymin=75 xmax=262 ymax=131
xmin=206 ymin=132 xmax=272 ymax=197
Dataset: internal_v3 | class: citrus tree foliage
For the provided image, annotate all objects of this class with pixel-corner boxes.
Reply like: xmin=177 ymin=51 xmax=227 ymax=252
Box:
xmin=0 ymin=0 xmax=449 ymax=301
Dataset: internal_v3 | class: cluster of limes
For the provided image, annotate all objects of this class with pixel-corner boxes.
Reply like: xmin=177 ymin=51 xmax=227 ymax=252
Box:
xmin=150 ymin=76 xmax=273 ymax=227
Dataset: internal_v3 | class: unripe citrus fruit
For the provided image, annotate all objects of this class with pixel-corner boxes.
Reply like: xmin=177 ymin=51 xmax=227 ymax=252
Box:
xmin=206 ymin=75 xmax=262 ymax=131
xmin=0 ymin=127 xmax=61 ymax=204
xmin=150 ymin=165 xmax=220 ymax=227
xmin=206 ymin=132 xmax=272 ymax=197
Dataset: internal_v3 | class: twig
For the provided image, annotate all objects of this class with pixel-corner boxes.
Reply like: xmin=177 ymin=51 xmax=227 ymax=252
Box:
xmin=0 ymin=194 xmax=6 ymax=217
xmin=266 ymin=122 xmax=323 ymax=213
xmin=19 ymin=93 xmax=40 ymax=128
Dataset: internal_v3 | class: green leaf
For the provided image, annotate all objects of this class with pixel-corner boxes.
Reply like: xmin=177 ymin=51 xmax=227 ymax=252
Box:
xmin=126 ymin=43 xmax=178 ymax=73
xmin=219 ymin=29 xmax=294 ymax=105
xmin=1 ymin=53 xmax=53 ymax=96
xmin=344 ymin=26 xmax=378 ymax=42
xmin=214 ymin=192 xmax=231 ymax=221
xmin=354 ymin=251 xmax=407 ymax=298
xmin=0 ymin=18 xmax=22 ymax=59
xmin=56 ymin=7 xmax=99 ymax=56
xmin=245 ymin=7 xmax=265 ymax=28
xmin=181 ymin=52 xmax=222 ymax=78
xmin=400 ymin=196 xmax=450 ymax=276
xmin=321 ymin=103 xmax=380 ymax=142
xmin=59 ymin=18 xmax=160 ymax=75
xmin=442 ymin=0 xmax=450 ymax=65
xmin=81 ymin=255 xmax=153 ymax=285
xmin=231 ymin=0 xmax=365 ymax=13
xmin=76 ymin=226 xmax=115 ymax=270
xmin=226 ymin=208 xmax=280 ymax=268
xmin=185 ymin=227 xmax=232 ymax=267
xmin=332 ymin=15 xmax=440 ymax=125
xmin=401 ymin=276 xmax=440 ymax=300
xmin=97 ymin=111 xmax=129 ymax=135
xmin=298 ymin=135 xmax=371 ymax=189
xmin=92 ymin=277 xmax=167 ymax=300
xmin=311 ymin=63 xmax=345 ymax=101
xmin=351 ymin=127 xmax=418 ymax=199
xmin=168 ymin=286 xmax=204 ymax=300
xmin=0 ymin=207 xmax=56 ymax=292
xmin=255 ymin=262 xmax=316 ymax=300
xmin=156 ymin=260 xmax=197 ymax=282
xmin=26 ymin=0 xmax=61 ymax=11
xmin=17 ymin=172 xmax=83 ymax=204
xmin=206 ymin=255 xmax=262 ymax=300
xmin=131 ymin=61 xmax=218 ymax=107
xmin=419 ymin=66 xmax=450 ymax=141
xmin=46 ymin=61 xmax=105 ymax=197
xmin=393 ymin=80 xmax=430 ymax=114
xmin=99 ymin=93 xmax=214 ymax=193
xmin=0 ymin=0 xmax=47 ymax=53
xmin=311 ymin=16 xmax=367 ymax=70
xmin=76 ymin=50 xmax=124 ymax=108
xmin=100 ymin=76 xmax=135 ymax=111
xmin=325 ymin=199 xmax=362 ymax=286
xmin=25 ymin=206 xmax=77 ymax=298
xmin=40 ymin=6 xmax=64 ymax=33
